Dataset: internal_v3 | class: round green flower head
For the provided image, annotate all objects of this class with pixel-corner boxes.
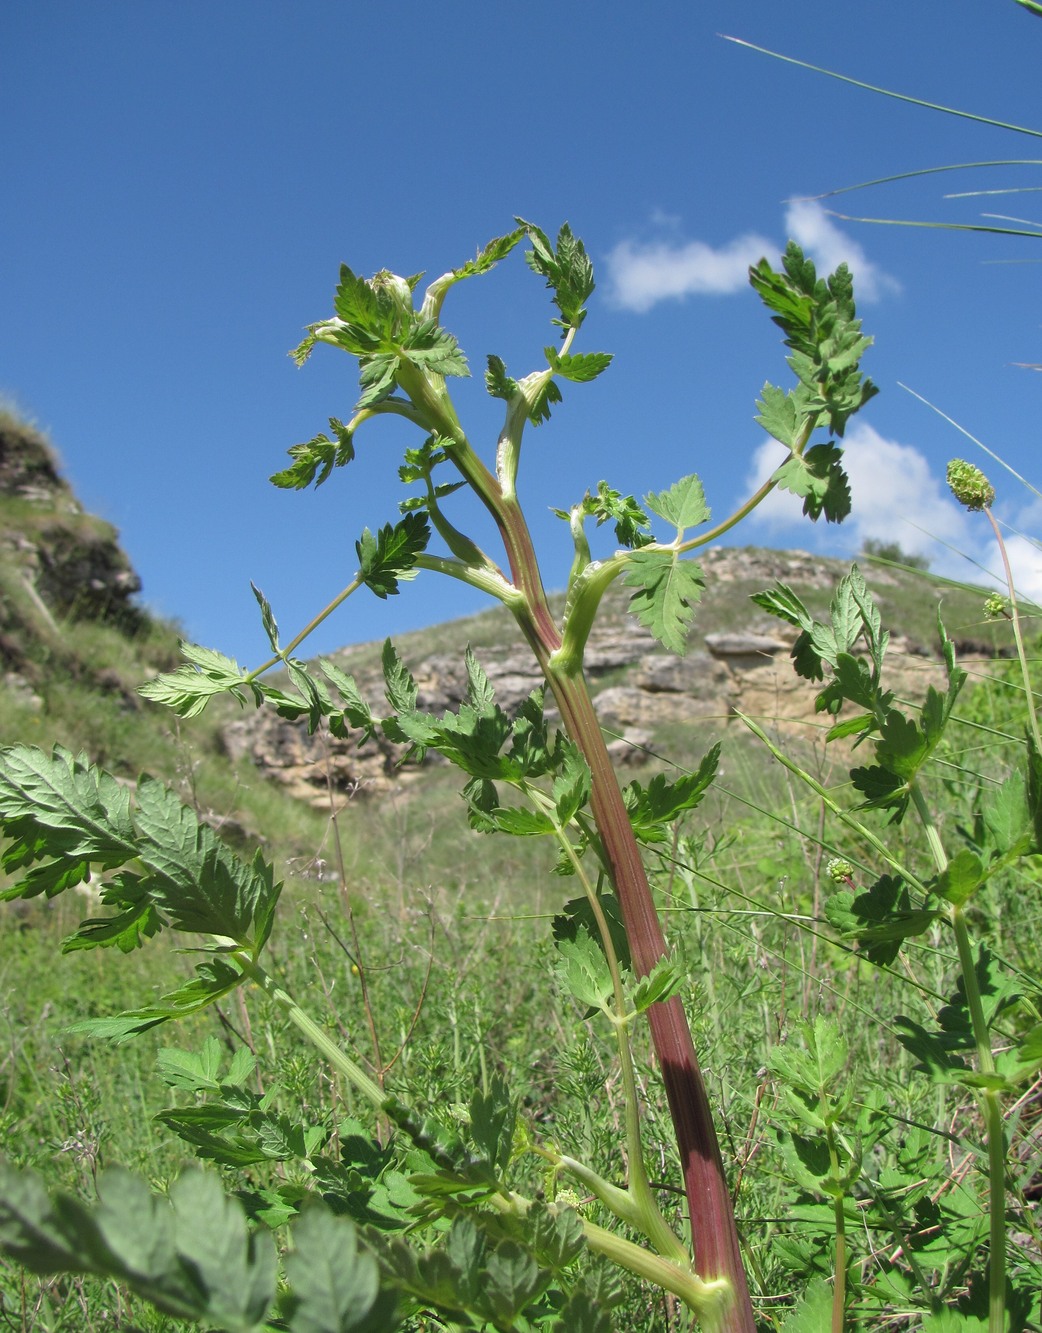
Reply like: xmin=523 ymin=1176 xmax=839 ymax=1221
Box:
xmin=826 ymin=857 xmax=854 ymax=883
xmin=984 ymin=592 xmax=1009 ymax=621
xmin=946 ymin=459 xmax=995 ymax=511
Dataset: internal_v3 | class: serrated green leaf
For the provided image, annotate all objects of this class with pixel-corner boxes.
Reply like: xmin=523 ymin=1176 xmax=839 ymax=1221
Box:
xmin=555 ymin=929 xmax=614 ymax=1012
xmin=581 ymin=482 xmax=652 ymax=548
xmin=140 ymin=642 xmax=261 ymax=718
xmin=631 ymin=958 xmax=686 ymax=1013
xmin=982 ymin=767 xmax=1036 ymax=856
xmin=551 ymin=743 xmax=591 ymax=826
xmin=481 ymin=1240 xmax=545 ymax=1326
xmin=622 ymin=550 xmax=704 ymax=656
xmin=469 ymin=1074 xmax=516 ymax=1179
xmin=772 ymin=444 xmax=851 ymax=523
xmin=0 ymin=744 xmax=137 ymax=880
xmin=545 ymin=349 xmax=613 ymax=382
xmin=250 ymin=583 xmax=280 ymax=652
xmin=930 ymin=848 xmax=986 ymax=906
xmin=517 ymin=219 xmax=595 ymax=330
xmin=643 ymin=473 xmax=710 ymax=534
xmin=754 ymin=382 xmax=802 ymax=448
xmin=485 ymin=354 xmax=518 ymax=401
xmin=270 ymin=419 xmax=356 ymax=490
xmin=624 ymin=744 xmax=720 ymax=843
xmin=778 ymin=1275 xmax=833 ymax=1332
xmin=0 ymin=1163 xmax=277 ymax=1330
xmin=825 ymin=876 xmax=936 ymax=965
xmin=155 ymin=1037 xmax=224 ymax=1092
xmin=66 ymin=957 xmax=246 ymax=1042
xmin=355 ymin=512 xmax=430 ymax=600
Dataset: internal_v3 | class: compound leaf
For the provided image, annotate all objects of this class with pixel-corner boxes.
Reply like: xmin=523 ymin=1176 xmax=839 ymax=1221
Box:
xmin=623 ymin=550 xmax=704 ymax=656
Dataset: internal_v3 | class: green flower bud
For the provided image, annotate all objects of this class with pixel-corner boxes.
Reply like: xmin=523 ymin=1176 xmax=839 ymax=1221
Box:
xmin=984 ymin=592 xmax=1009 ymax=621
xmin=946 ymin=459 xmax=995 ymax=511
xmin=826 ymin=857 xmax=854 ymax=883
xmin=369 ymin=270 xmax=415 ymax=327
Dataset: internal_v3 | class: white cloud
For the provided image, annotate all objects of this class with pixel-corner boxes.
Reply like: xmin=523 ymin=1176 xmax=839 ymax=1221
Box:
xmin=605 ymin=232 xmax=772 ymax=313
xmin=605 ymin=200 xmax=898 ymax=312
xmin=747 ymin=423 xmax=968 ymax=556
xmin=741 ymin=422 xmax=1042 ymax=604
xmin=784 ymin=200 xmax=902 ymax=303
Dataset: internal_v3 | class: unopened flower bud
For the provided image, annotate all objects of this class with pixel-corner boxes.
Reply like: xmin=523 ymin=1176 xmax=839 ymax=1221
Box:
xmin=946 ymin=459 xmax=995 ymax=511
xmin=826 ymin=857 xmax=854 ymax=883
xmin=370 ymin=270 xmax=414 ymax=325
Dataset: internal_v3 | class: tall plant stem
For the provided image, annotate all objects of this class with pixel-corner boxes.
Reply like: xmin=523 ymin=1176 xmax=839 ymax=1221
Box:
xmin=910 ymin=783 xmax=1006 ymax=1333
xmin=401 ymin=344 xmax=755 ymax=1327
xmin=546 ymin=666 xmax=754 ymax=1329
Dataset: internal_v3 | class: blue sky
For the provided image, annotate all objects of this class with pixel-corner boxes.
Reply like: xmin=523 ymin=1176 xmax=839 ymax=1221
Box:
xmin=4 ymin=2 xmax=1041 ymax=666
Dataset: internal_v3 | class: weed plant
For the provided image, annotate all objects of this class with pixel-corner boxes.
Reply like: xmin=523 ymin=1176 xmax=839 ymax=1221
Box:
xmin=0 ymin=218 xmax=1038 ymax=1333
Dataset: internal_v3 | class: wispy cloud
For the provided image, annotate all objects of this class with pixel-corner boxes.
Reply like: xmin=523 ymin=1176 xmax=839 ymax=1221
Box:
xmin=605 ymin=200 xmax=899 ymax=312
xmin=742 ymin=422 xmax=1042 ymax=603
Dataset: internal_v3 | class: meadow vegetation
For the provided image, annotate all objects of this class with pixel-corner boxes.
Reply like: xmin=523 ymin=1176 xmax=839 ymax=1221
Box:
xmin=0 ymin=215 xmax=1038 ymax=1333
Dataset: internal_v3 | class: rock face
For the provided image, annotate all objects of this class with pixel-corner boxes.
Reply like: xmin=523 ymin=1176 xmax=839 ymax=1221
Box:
xmin=218 ymin=548 xmax=965 ymax=810
xmin=0 ymin=412 xmax=144 ymax=645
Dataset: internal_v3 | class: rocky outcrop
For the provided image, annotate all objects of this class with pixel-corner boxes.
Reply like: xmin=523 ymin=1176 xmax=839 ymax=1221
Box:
xmin=218 ymin=549 xmax=969 ymax=810
xmin=0 ymin=412 xmax=144 ymax=641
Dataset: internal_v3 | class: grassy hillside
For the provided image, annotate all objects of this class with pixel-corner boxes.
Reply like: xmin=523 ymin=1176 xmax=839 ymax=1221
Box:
xmin=1 ymin=411 xmax=1039 ymax=1330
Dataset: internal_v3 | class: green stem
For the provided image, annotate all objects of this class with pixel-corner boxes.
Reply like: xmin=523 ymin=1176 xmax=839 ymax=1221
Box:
xmin=233 ymin=953 xmax=386 ymax=1108
xmin=246 ymin=576 xmax=364 ymax=681
xmin=909 ymin=785 xmax=1006 ymax=1333
xmin=824 ymin=1124 xmax=846 ymax=1333
xmin=540 ymin=797 xmax=690 ymax=1266
xmin=951 ymin=908 xmax=1007 ymax=1333
xmin=984 ymin=506 xmax=1042 ymax=754
xmin=235 ymin=948 xmax=728 ymax=1322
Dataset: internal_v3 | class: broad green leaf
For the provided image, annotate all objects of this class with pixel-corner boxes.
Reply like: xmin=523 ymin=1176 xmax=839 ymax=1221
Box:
xmin=551 ymin=742 xmax=591 ymax=826
xmin=982 ymin=767 xmax=1036 ymax=856
xmin=553 ymin=892 xmax=631 ymax=973
xmin=469 ymin=1075 xmax=516 ymax=1179
xmin=555 ymin=929 xmax=614 ymax=1012
xmin=250 ymin=583 xmax=280 ymax=653
xmin=517 ymin=218 xmax=595 ymax=329
xmin=0 ymin=744 xmax=136 ymax=868
xmin=481 ymin=1240 xmax=545 ymax=1326
xmin=400 ymin=318 xmax=468 ymax=379
xmin=0 ymin=1163 xmax=277 ymax=1330
xmin=132 ymin=776 xmax=280 ymax=945
xmin=930 ymin=848 xmax=986 ymax=905
xmin=484 ymin=354 xmax=518 ymax=401
xmin=778 ymin=1276 xmax=833 ymax=1332
xmin=749 ymin=581 xmax=814 ymax=633
xmin=826 ymin=876 xmax=937 ymax=966
xmin=772 ymin=444 xmax=851 ymax=523
xmin=643 ymin=473 xmax=710 ymax=533
xmin=544 ymin=348 xmax=613 ymax=382
xmin=754 ymin=382 xmax=800 ymax=449
xmin=281 ymin=1206 xmax=398 ymax=1333
xmin=893 ymin=1017 xmax=970 ymax=1083
xmin=381 ymin=641 xmax=418 ymax=717
xmin=66 ymin=957 xmax=245 ymax=1042
xmin=622 ymin=550 xmax=704 ymax=656
xmin=155 ymin=1037 xmax=225 ymax=1092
